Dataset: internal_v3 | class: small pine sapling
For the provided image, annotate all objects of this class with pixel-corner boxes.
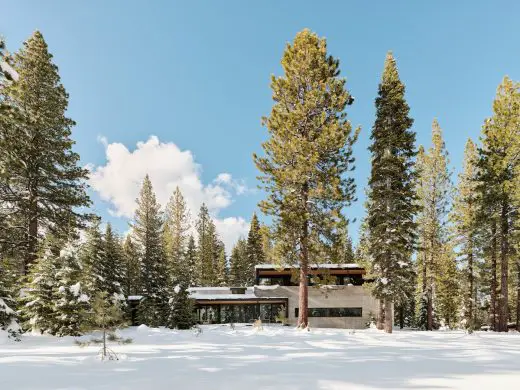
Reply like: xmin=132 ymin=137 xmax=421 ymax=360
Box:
xmin=83 ymin=291 xmax=129 ymax=360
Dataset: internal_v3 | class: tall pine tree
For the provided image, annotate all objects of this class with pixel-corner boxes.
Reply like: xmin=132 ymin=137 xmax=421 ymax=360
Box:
xmin=229 ymin=238 xmax=248 ymax=286
xmin=103 ymin=224 xmax=125 ymax=301
xmin=451 ymin=139 xmax=481 ymax=329
xmin=415 ymin=120 xmax=453 ymax=330
xmin=122 ymin=235 xmax=140 ymax=296
xmin=246 ymin=213 xmax=264 ymax=284
xmin=366 ymin=52 xmax=417 ymax=333
xmin=477 ymin=76 xmax=520 ymax=332
xmin=185 ymin=235 xmax=197 ymax=287
xmin=195 ymin=204 xmax=218 ymax=286
xmin=0 ymin=31 xmax=91 ymax=273
xmin=163 ymin=187 xmax=191 ymax=286
xmin=254 ymin=29 xmax=358 ymax=327
xmin=132 ymin=175 xmax=168 ymax=326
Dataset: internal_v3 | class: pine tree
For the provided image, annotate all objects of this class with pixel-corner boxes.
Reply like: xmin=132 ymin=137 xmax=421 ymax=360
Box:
xmin=0 ymin=31 xmax=91 ymax=273
xmin=451 ymin=139 xmax=481 ymax=329
xmin=229 ymin=238 xmax=248 ymax=286
xmin=53 ymin=244 xmax=90 ymax=336
xmin=0 ymin=257 xmax=21 ymax=339
xmin=195 ymin=204 xmax=218 ymax=286
xmin=258 ymin=224 xmax=273 ymax=262
xmin=435 ymin=242 xmax=460 ymax=328
xmin=330 ymin=222 xmax=355 ymax=264
xmin=366 ymin=52 xmax=418 ymax=333
xmin=415 ymin=120 xmax=453 ymax=331
xmin=167 ymin=285 xmax=195 ymax=330
xmin=122 ymin=235 xmax=140 ymax=296
xmin=79 ymin=220 xmax=105 ymax=296
xmin=185 ymin=235 xmax=197 ymax=287
xmin=163 ymin=187 xmax=191 ymax=286
xmin=132 ymin=175 xmax=168 ymax=326
xmin=21 ymin=237 xmax=60 ymax=334
xmin=477 ymin=77 xmax=520 ymax=332
xmin=102 ymin=224 xmax=126 ymax=308
xmin=254 ymin=29 xmax=358 ymax=327
xmin=215 ymin=241 xmax=228 ymax=287
xmin=84 ymin=291 xmax=126 ymax=360
xmin=246 ymin=213 xmax=264 ymax=284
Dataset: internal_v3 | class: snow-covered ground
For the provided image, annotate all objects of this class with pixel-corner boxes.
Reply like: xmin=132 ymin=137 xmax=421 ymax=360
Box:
xmin=1 ymin=325 xmax=519 ymax=389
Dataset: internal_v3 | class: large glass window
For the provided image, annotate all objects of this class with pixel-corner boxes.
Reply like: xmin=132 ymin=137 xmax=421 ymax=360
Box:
xmin=294 ymin=307 xmax=362 ymax=318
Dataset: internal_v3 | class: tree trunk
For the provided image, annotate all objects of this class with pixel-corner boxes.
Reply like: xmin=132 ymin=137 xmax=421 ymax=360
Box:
xmin=384 ymin=299 xmax=393 ymax=333
xmin=297 ymin=186 xmax=309 ymax=329
xmin=25 ymin=208 xmax=38 ymax=274
xmin=468 ymin=250 xmax=474 ymax=329
xmin=377 ymin=299 xmax=385 ymax=330
xmin=427 ymin=251 xmax=434 ymax=331
xmin=298 ymin=261 xmax=309 ymax=328
xmin=399 ymin=305 xmax=404 ymax=329
xmin=498 ymin=203 xmax=509 ymax=332
xmin=427 ymin=288 xmax=433 ymax=331
xmin=491 ymin=221 xmax=497 ymax=330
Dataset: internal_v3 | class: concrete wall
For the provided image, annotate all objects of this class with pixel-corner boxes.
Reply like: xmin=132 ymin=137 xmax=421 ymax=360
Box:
xmin=254 ymin=285 xmax=379 ymax=329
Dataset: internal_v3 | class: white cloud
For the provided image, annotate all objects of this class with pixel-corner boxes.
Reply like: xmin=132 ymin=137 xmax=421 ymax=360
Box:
xmin=89 ymin=135 xmax=251 ymax=249
xmin=214 ymin=217 xmax=250 ymax=254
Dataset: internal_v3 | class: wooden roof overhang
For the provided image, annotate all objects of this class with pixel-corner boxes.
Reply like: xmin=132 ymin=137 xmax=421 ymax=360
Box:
xmin=195 ymin=298 xmax=288 ymax=305
xmin=257 ymin=269 xmax=365 ymax=277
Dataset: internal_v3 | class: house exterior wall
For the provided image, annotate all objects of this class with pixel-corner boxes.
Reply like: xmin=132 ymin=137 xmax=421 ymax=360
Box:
xmin=254 ymin=285 xmax=380 ymax=329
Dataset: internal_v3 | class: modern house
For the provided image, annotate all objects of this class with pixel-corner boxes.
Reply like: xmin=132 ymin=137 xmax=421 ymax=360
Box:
xmin=190 ymin=263 xmax=379 ymax=329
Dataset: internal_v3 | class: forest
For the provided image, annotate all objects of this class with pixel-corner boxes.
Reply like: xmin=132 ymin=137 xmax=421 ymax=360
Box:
xmin=0 ymin=28 xmax=519 ymax=340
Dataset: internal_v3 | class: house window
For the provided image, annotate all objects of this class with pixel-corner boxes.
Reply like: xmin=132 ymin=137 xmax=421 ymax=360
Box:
xmin=294 ymin=307 xmax=362 ymax=318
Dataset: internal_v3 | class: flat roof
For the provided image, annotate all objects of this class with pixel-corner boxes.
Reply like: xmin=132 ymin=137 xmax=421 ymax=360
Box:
xmin=255 ymin=263 xmax=363 ymax=270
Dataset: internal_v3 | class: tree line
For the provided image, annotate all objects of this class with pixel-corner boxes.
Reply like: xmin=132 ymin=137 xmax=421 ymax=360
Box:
xmin=1 ymin=28 xmax=519 ymax=339
xmin=0 ymin=32 xmax=277 ymax=338
xmin=256 ymin=29 xmax=519 ymax=333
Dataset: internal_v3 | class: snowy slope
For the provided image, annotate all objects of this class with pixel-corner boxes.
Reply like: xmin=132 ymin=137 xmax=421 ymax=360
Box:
xmin=1 ymin=325 xmax=519 ymax=389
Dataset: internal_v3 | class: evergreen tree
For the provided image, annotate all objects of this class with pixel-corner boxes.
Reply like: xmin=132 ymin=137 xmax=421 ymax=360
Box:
xmin=122 ymin=235 xmax=140 ymax=296
xmin=451 ymin=139 xmax=481 ymax=329
xmin=53 ymin=244 xmax=90 ymax=336
xmin=435 ymin=241 xmax=460 ymax=328
xmin=184 ymin=235 xmax=197 ymax=287
xmin=195 ymin=204 xmax=218 ymax=286
xmin=415 ymin=120 xmax=453 ymax=330
xmin=0 ymin=257 xmax=21 ymax=339
xmin=21 ymin=238 xmax=59 ymax=334
xmin=477 ymin=77 xmax=520 ymax=332
xmin=366 ymin=52 xmax=417 ymax=333
xmin=330 ymin=222 xmax=355 ymax=264
xmin=79 ymin=220 xmax=105 ymax=296
xmin=132 ymin=175 xmax=168 ymax=326
xmin=258 ymin=224 xmax=273 ymax=262
xmin=103 ymin=224 xmax=125 ymax=300
xmin=0 ymin=31 xmax=91 ymax=273
xmin=84 ymin=291 xmax=127 ymax=360
xmin=215 ymin=241 xmax=228 ymax=287
xmin=254 ymin=29 xmax=358 ymax=327
xmin=229 ymin=238 xmax=248 ymax=286
xmin=163 ymin=187 xmax=191 ymax=286
xmin=166 ymin=285 xmax=195 ymax=330
xmin=246 ymin=213 xmax=264 ymax=284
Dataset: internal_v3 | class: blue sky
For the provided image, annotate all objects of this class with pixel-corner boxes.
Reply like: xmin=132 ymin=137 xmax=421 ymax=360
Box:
xmin=2 ymin=1 xmax=519 ymax=249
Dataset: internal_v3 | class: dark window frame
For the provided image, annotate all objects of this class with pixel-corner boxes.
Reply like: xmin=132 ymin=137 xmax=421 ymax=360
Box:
xmin=294 ymin=307 xmax=362 ymax=318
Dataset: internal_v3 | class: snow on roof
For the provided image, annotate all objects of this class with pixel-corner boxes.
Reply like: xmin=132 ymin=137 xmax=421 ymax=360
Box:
xmin=188 ymin=287 xmax=254 ymax=292
xmin=189 ymin=293 xmax=287 ymax=301
xmin=255 ymin=263 xmax=362 ymax=270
